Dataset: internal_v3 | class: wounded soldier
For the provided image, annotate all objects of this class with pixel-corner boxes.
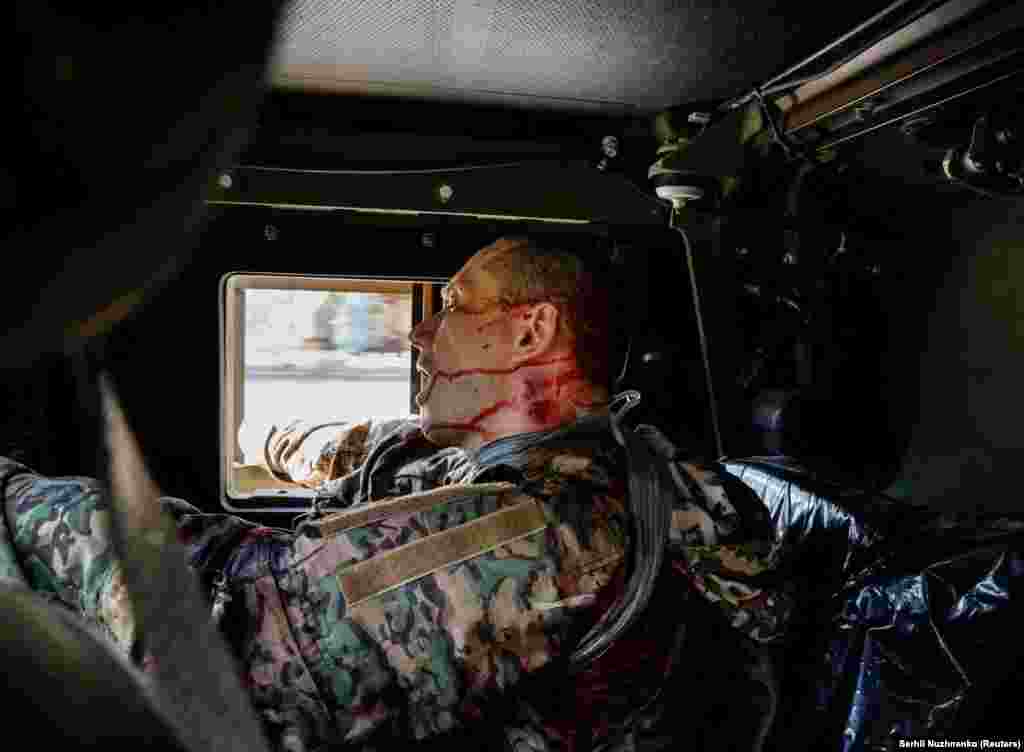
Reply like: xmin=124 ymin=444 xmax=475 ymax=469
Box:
xmin=0 ymin=237 xmax=790 ymax=752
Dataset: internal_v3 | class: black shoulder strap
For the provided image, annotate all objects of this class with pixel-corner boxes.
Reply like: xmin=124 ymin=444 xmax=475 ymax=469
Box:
xmin=569 ymin=391 xmax=674 ymax=671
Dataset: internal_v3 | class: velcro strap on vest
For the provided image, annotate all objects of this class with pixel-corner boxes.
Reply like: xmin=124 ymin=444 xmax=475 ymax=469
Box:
xmin=338 ymin=498 xmax=548 ymax=608
xmin=314 ymin=481 xmax=518 ymax=536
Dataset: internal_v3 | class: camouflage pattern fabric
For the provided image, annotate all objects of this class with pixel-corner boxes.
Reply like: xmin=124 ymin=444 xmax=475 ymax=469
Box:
xmin=0 ymin=463 xmax=144 ymax=654
xmin=263 ymin=420 xmax=369 ymax=487
xmin=0 ymin=416 xmax=792 ymax=752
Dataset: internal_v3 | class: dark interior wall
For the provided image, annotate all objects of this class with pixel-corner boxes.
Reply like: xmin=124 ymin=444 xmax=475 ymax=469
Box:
xmin=242 ymin=91 xmax=656 ymax=171
xmin=841 ymin=128 xmax=1024 ymax=512
xmin=900 ymin=196 xmax=1024 ymax=513
xmin=0 ymin=361 xmax=67 ymax=476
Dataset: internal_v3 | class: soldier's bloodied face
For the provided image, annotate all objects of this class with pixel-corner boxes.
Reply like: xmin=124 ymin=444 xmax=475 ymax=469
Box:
xmin=409 ymin=239 xmax=601 ymax=450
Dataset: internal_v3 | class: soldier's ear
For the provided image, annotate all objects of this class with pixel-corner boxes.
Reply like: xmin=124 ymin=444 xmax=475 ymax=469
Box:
xmin=513 ymin=302 xmax=560 ymax=360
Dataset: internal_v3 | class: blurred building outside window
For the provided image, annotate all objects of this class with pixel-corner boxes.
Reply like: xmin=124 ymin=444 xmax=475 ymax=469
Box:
xmin=237 ymin=287 xmax=413 ymax=465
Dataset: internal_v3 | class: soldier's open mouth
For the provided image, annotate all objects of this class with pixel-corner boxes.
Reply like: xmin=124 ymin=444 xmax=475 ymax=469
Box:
xmin=415 ymin=371 xmax=437 ymax=407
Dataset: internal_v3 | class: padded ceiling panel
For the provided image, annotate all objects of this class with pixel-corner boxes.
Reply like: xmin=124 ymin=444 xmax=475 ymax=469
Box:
xmin=270 ymin=0 xmax=901 ymax=113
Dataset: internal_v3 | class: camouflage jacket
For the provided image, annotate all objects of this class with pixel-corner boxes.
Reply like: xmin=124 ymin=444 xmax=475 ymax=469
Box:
xmin=0 ymin=416 xmax=792 ymax=752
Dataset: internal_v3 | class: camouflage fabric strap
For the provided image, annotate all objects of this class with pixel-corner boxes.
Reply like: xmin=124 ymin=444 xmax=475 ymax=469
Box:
xmin=338 ymin=499 xmax=548 ymax=607
xmin=315 ymin=481 xmax=517 ymax=536
xmin=311 ymin=481 xmax=548 ymax=608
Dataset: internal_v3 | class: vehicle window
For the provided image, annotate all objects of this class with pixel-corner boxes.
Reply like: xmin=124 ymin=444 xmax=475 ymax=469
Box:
xmin=221 ymin=273 xmax=438 ymax=505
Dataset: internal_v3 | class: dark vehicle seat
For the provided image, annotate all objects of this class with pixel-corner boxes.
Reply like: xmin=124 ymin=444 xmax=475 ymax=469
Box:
xmin=719 ymin=456 xmax=920 ymax=581
xmin=707 ymin=455 xmax=1024 ymax=748
xmin=0 ymin=584 xmax=189 ymax=752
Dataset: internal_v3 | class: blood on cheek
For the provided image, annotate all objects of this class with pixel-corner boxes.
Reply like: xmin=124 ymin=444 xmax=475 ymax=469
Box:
xmin=429 ymin=355 xmax=586 ymax=434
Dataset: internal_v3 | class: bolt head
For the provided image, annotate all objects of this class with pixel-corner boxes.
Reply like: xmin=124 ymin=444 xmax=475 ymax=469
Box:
xmin=217 ymin=173 xmax=233 ymax=190
xmin=264 ymin=224 xmax=279 ymax=241
xmin=438 ymin=184 xmax=454 ymax=203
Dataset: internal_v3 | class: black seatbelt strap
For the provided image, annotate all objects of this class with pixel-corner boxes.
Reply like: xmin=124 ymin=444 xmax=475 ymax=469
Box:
xmin=569 ymin=390 xmax=674 ymax=671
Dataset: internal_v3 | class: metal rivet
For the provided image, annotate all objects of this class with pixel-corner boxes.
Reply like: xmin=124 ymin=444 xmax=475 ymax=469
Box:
xmin=438 ymin=184 xmax=454 ymax=203
xmin=264 ymin=224 xmax=279 ymax=241
xmin=217 ymin=173 xmax=233 ymax=190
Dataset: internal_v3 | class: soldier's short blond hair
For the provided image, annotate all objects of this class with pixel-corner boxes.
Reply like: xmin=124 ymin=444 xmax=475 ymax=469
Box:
xmin=478 ymin=236 xmax=612 ymax=389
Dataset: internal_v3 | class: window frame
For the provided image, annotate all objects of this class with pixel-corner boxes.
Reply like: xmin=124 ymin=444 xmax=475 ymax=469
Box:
xmin=218 ymin=271 xmax=442 ymax=513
